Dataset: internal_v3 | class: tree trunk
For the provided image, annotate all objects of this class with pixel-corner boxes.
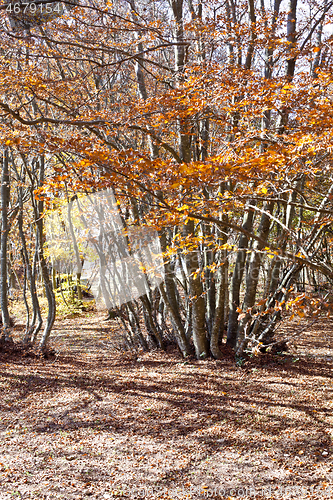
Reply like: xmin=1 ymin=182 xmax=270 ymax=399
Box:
xmin=227 ymin=202 xmax=255 ymax=347
xmin=183 ymin=219 xmax=208 ymax=359
xmin=0 ymin=149 xmax=11 ymax=340
xmin=210 ymin=241 xmax=228 ymax=358
xmin=18 ymin=207 xmax=42 ymax=344
xmin=37 ymin=157 xmax=56 ymax=350
xmin=236 ymin=202 xmax=274 ymax=355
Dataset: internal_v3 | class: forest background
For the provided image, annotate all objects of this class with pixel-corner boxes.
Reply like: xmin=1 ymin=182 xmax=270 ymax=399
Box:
xmin=2 ymin=1 xmax=333 ymax=499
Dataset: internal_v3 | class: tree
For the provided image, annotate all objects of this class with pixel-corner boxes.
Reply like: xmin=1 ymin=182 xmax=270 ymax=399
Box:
xmin=1 ymin=0 xmax=333 ymax=357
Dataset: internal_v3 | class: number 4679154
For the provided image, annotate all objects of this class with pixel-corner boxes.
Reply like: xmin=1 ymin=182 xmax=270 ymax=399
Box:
xmin=6 ymin=2 xmax=61 ymax=14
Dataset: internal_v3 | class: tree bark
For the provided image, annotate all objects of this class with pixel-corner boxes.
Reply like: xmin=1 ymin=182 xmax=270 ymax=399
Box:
xmin=210 ymin=224 xmax=228 ymax=359
xmin=37 ymin=157 xmax=56 ymax=350
xmin=0 ymin=148 xmax=11 ymax=340
xmin=227 ymin=202 xmax=255 ymax=347
xmin=183 ymin=219 xmax=208 ymax=359
xmin=236 ymin=202 xmax=274 ymax=355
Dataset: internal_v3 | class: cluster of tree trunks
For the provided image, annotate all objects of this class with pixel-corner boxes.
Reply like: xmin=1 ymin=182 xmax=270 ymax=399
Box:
xmin=1 ymin=0 xmax=333 ymax=358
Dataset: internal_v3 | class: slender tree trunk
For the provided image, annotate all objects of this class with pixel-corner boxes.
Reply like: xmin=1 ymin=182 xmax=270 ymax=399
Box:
xmin=30 ymin=237 xmax=43 ymax=343
xmin=171 ymin=0 xmax=207 ymax=358
xmin=183 ymin=219 xmax=208 ymax=359
xmin=67 ymin=196 xmax=83 ymax=305
xmin=236 ymin=202 xmax=274 ymax=355
xmin=278 ymin=0 xmax=298 ymax=132
xmin=210 ymin=223 xmax=228 ymax=359
xmin=127 ymin=301 xmax=148 ymax=351
xmin=159 ymin=282 xmax=190 ymax=356
xmin=140 ymin=294 xmax=165 ymax=349
xmin=227 ymin=202 xmax=255 ymax=347
xmin=18 ymin=208 xmax=42 ymax=343
xmin=0 ymin=149 xmax=11 ymax=340
xmin=37 ymin=157 xmax=56 ymax=350
xmin=312 ymin=0 xmax=327 ymax=77
xmin=245 ymin=0 xmax=257 ymax=70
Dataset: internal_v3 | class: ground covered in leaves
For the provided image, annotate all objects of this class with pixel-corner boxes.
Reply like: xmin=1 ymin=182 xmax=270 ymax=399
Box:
xmin=0 ymin=314 xmax=333 ymax=499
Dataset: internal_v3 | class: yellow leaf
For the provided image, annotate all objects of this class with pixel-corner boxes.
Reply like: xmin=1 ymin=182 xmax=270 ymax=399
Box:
xmin=313 ymin=47 xmax=321 ymax=53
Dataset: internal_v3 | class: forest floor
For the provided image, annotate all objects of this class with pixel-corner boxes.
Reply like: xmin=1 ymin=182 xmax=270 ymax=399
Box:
xmin=0 ymin=312 xmax=333 ymax=500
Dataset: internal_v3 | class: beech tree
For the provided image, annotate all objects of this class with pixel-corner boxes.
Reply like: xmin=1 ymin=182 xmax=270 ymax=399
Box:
xmin=1 ymin=0 xmax=333 ymax=358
